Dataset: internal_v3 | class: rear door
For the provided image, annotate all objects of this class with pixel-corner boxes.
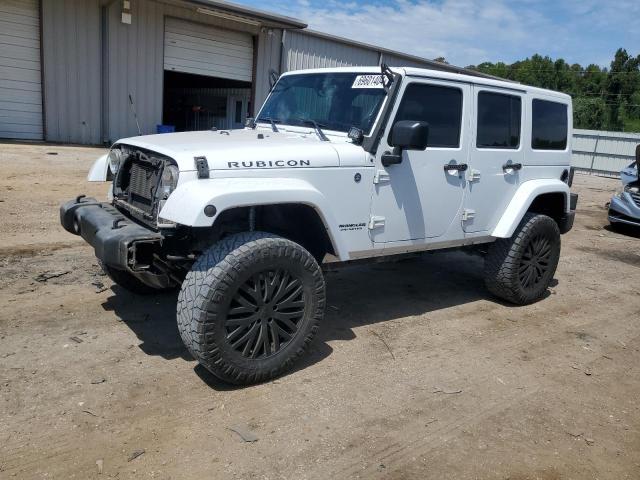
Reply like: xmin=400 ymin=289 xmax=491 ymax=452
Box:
xmin=462 ymin=86 xmax=525 ymax=233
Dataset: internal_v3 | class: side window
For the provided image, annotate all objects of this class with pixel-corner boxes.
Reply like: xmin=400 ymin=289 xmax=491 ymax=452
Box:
xmin=532 ymin=99 xmax=568 ymax=150
xmin=476 ymin=92 xmax=521 ymax=149
xmin=392 ymin=83 xmax=463 ymax=148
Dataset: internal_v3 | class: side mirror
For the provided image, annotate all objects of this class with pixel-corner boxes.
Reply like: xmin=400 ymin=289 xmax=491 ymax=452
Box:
xmin=390 ymin=120 xmax=429 ymax=150
xmin=382 ymin=120 xmax=429 ymax=167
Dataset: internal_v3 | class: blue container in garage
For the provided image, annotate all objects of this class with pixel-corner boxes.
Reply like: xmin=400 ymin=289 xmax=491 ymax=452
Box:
xmin=156 ymin=124 xmax=175 ymax=134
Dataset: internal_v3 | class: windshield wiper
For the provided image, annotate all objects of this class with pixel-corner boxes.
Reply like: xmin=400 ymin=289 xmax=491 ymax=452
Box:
xmin=256 ymin=117 xmax=280 ymax=132
xmin=293 ymin=118 xmax=329 ymax=141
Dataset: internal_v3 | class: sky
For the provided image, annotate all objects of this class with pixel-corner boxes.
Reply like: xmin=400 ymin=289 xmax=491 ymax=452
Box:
xmin=234 ymin=0 xmax=639 ymax=68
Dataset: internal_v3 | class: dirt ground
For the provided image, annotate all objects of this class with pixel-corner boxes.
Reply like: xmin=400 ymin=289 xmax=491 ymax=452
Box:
xmin=1 ymin=142 xmax=639 ymax=480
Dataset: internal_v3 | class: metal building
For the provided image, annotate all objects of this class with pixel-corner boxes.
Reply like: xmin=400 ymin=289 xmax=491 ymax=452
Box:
xmin=0 ymin=0 xmax=486 ymax=145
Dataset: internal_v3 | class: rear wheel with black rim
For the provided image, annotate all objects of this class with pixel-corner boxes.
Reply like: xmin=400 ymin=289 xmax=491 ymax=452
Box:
xmin=484 ymin=213 xmax=561 ymax=305
xmin=177 ymin=232 xmax=325 ymax=385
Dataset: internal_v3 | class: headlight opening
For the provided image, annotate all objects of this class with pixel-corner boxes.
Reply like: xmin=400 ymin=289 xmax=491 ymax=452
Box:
xmin=108 ymin=148 xmax=124 ymax=176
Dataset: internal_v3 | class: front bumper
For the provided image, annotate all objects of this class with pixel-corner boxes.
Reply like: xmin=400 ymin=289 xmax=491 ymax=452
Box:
xmin=558 ymin=192 xmax=578 ymax=234
xmin=608 ymin=192 xmax=640 ymax=227
xmin=60 ymin=196 xmax=171 ymax=287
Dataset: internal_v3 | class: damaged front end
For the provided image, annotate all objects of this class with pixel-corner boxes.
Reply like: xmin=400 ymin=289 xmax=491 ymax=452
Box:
xmin=60 ymin=146 xmax=187 ymax=289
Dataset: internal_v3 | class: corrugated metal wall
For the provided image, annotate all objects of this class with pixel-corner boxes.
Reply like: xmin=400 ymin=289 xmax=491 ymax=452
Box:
xmin=32 ymin=1 xmax=510 ymax=145
xmin=381 ymin=52 xmax=434 ymax=69
xmin=280 ymin=31 xmax=450 ymax=74
xmin=105 ymin=0 xmax=261 ymax=143
xmin=283 ymin=30 xmax=379 ymax=71
xmin=0 ymin=0 xmax=43 ymax=140
xmin=105 ymin=0 xmax=164 ymax=143
xmin=572 ymin=129 xmax=640 ymax=176
xmin=254 ymin=28 xmax=281 ymax=110
xmin=42 ymin=0 xmax=101 ymax=144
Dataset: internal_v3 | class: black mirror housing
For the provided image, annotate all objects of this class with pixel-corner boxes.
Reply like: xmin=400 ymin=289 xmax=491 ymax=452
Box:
xmin=390 ymin=120 xmax=429 ymax=150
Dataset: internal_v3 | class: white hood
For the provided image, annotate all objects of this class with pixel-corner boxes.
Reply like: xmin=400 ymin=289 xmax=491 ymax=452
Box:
xmin=115 ymin=127 xmax=369 ymax=172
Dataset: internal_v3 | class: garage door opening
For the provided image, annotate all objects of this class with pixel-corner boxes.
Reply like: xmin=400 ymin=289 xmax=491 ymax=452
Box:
xmin=162 ymin=17 xmax=254 ymax=132
xmin=162 ymin=71 xmax=251 ymax=131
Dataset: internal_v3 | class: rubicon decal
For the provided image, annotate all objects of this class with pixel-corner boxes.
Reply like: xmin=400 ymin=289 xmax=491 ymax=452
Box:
xmin=227 ymin=160 xmax=311 ymax=169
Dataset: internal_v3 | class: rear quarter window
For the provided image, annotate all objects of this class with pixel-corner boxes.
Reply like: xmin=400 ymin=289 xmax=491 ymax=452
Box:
xmin=532 ymin=99 xmax=568 ymax=150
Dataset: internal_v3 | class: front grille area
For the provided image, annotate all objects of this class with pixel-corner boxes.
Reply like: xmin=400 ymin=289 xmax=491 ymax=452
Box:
xmin=113 ymin=147 xmax=170 ymax=224
xmin=625 ymin=185 xmax=640 ymax=207
xmin=129 ymin=160 xmax=160 ymax=211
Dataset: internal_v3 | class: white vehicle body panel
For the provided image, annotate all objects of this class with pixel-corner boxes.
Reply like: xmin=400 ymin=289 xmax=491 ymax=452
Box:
xmin=492 ymin=179 xmax=570 ymax=238
xmin=159 ymin=175 xmax=346 ymax=258
xmin=96 ymin=66 xmax=573 ymax=262
xmin=368 ymin=78 xmax=471 ymax=242
xmin=462 ymin=84 xmax=525 ymax=233
xmin=87 ymin=154 xmax=109 ymax=181
xmin=159 ymin=169 xmax=374 ymax=261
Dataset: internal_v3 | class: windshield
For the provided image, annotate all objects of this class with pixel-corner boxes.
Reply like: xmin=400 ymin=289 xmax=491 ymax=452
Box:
xmin=257 ymin=72 xmax=387 ymax=134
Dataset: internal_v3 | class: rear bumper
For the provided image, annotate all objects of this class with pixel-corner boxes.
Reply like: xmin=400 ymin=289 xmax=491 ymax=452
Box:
xmin=60 ymin=196 xmax=169 ymax=285
xmin=558 ymin=193 xmax=578 ymax=234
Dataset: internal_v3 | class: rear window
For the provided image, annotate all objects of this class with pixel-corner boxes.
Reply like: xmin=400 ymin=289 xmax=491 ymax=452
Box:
xmin=532 ymin=99 xmax=568 ymax=150
xmin=476 ymin=92 xmax=521 ymax=149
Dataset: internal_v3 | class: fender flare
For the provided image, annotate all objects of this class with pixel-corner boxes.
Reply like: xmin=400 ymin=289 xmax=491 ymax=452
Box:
xmin=87 ymin=154 xmax=109 ymax=182
xmin=159 ymin=177 xmax=349 ymax=260
xmin=492 ymin=179 xmax=570 ymax=238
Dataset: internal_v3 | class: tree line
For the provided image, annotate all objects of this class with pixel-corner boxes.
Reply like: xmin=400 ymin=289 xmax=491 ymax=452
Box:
xmin=465 ymin=49 xmax=640 ymax=132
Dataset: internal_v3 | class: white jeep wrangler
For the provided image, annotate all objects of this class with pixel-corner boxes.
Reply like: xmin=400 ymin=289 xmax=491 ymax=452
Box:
xmin=61 ymin=65 xmax=577 ymax=384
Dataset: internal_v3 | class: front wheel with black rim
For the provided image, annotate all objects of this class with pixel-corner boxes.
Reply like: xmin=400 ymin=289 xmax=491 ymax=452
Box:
xmin=484 ymin=213 xmax=561 ymax=305
xmin=176 ymin=232 xmax=325 ymax=385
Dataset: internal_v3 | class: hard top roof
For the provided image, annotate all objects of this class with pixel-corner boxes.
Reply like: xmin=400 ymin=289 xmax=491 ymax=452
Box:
xmin=282 ymin=66 xmax=571 ymax=101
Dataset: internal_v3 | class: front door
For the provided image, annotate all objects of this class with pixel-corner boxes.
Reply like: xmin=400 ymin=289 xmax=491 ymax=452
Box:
xmin=462 ymin=86 xmax=524 ymax=233
xmin=369 ymin=79 xmax=471 ymax=242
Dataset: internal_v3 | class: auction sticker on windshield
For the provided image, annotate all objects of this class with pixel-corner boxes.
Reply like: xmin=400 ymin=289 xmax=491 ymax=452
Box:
xmin=352 ymin=75 xmax=384 ymax=88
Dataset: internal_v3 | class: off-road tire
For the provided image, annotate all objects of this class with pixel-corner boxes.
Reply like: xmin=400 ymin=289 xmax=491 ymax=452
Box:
xmin=101 ymin=263 xmax=157 ymax=295
xmin=484 ymin=213 xmax=561 ymax=305
xmin=177 ymin=232 xmax=325 ymax=385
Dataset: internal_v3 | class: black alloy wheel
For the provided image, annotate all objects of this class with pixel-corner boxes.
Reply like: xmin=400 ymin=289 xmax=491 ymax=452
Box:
xmin=484 ymin=213 xmax=561 ymax=305
xmin=225 ymin=269 xmax=306 ymax=359
xmin=518 ymin=233 xmax=553 ymax=293
xmin=176 ymin=232 xmax=325 ymax=385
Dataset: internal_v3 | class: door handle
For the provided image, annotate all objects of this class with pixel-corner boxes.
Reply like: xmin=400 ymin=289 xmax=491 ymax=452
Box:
xmin=443 ymin=163 xmax=468 ymax=173
xmin=502 ymin=162 xmax=522 ymax=173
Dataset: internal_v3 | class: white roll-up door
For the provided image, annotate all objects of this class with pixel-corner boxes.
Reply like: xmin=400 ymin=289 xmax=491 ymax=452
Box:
xmin=0 ymin=0 xmax=43 ymax=140
xmin=164 ymin=18 xmax=253 ymax=82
